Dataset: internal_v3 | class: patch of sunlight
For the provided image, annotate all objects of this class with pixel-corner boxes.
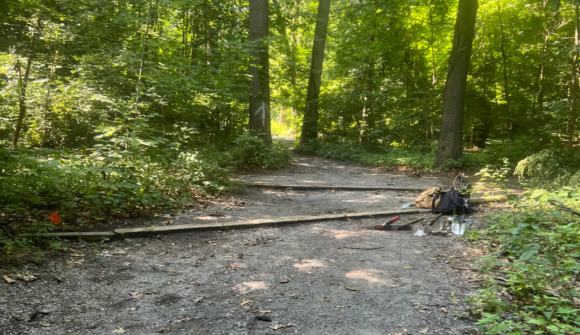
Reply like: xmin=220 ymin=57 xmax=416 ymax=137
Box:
xmin=293 ymin=259 xmax=325 ymax=273
xmin=232 ymin=281 xmax=268 ymax=294
xmin=326 ymin=229 xmax=370 ymax=239
xmin=345 ymin=269 xmax=389 ymax=284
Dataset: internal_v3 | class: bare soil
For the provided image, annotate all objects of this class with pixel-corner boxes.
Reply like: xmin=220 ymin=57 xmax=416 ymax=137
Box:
xmin=0 ymin=155 xmax=482 ymax=335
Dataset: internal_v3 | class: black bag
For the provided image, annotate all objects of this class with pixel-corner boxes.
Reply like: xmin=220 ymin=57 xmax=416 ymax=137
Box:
xmin=433 ymin=190 xmax=467 ymax=215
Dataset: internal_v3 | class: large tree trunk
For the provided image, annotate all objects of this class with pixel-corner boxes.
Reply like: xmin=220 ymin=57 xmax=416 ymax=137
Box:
xmin=569 ymin=1 xmax=579 ymax=146
xmin=300 ymin=0 xmax=331 ymax=144
xmin=434 ymin=0 xmax=479 ymax=167
xmin=248 ymin=0 xmax=272 ymax=145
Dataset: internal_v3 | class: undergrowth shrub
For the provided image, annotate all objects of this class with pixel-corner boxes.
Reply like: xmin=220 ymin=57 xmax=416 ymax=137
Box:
xmin=0 ymin=146 xmax=231 ymax=226
xmin=224 ymin=132 xmax=292 ymax=170
xmin=297 ymin=142 xmax=435 ymax=170
xmin=468 ymin=190 xmax=580 ymax=334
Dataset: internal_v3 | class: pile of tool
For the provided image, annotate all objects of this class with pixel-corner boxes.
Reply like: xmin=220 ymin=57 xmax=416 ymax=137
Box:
xmin=373 ymin=213 xmax=472 ymax=236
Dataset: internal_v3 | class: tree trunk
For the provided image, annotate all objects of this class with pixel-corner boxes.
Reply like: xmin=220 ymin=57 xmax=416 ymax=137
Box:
xmin=136 ymin=0 xmax=153 ymax=106
xmin=11 ymin=18 xmax=41 ymax=149
xmin=272 ymin=0 xmax=297 ymax=87
xmin=248 ymin=0 xmax=272 ymax=145
xmin=569 ymin=1 xmax=579 ymax=146
xmin=497 ymin=0 xmax=511 ymax=138
xmin=434 ymin=0 xmax=479 ymax=167
xmin=300 ymin=0 xmax=331 ymax=144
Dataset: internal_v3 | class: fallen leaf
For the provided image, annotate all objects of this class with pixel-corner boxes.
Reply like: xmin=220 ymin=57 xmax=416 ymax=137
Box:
xmin=402 ymin=266 xmax=411 ymax=270
xmin=112 ymin=328 xmax=126 ymax=334
xmin=345 ymin=286 xmax=361 ymax=291
xmin=15 ymin=273 xmax=37 ymax=282
xmin=270 ymin=323 xmax=295 ymax=330
xmin=130 ymin=292 xmax=144 ymax=299
xmin=241 ymin=300 xmax=253 ymax=306
xmin=67 ymin=258 xmax=85 ymax=265
xmin=440 ymin=307 xmax=448 ymax=313
xmin=420 ymin=328 xmax=429 ymax=334
xmin=3 ymin=275 xmax=15 ymax=284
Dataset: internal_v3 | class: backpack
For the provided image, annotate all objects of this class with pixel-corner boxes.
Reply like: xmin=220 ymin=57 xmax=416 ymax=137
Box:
xmin=432 ymin=175 xmax=473 ymax=215
xmin=433 ymin=190 xmax=470 ymax=215
xmin=415 ymin=187 xmax=441 ymax=208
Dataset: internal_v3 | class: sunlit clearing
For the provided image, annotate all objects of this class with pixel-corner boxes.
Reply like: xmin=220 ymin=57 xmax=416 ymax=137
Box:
xmin=232 ymin=281 xmax=268 ymax=294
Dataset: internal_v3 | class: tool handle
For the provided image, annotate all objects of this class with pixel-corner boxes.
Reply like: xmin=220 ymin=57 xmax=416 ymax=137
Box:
xmin=400 ymin=217 xmax=424 ymax=226
xmin=427 ymin=213 xmax=443 ymax=226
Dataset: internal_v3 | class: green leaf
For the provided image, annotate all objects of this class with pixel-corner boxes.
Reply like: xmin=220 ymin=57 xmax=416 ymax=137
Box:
xmin=520 ymin=249 xmax=538 ymax=261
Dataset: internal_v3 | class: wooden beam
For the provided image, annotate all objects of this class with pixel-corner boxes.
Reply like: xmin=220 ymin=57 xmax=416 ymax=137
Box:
xmin=20 ymin=231 xmax=116 ymax=241
xmin=114 ymin=209 xmax=431 ymax=237
xmin=244 ymin=182 xmax=426 ymax=192
xmin=18 ymin=209 xmax=432 ymax=241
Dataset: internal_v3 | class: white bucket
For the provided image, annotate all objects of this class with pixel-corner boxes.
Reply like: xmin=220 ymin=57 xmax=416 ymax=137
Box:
xmin=451 ymin=222 xmax=467 ymax=235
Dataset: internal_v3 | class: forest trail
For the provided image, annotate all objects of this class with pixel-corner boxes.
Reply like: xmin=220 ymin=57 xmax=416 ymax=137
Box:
xmin=0 ymin=155 xmax=481 ymax=335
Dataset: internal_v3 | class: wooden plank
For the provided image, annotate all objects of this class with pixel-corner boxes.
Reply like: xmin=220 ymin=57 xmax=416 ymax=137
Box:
xmin=114 ymin=209 xmax=431 ymax=237
xmin=243 ymin=182 xmax=425 ymax=192
xmin=20 ymin=231 xmax=116 ymax=242
xmin=18 ymin=209 xmax=433 ymax=240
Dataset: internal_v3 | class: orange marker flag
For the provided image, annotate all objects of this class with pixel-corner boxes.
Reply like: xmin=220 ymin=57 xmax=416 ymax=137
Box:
xmin=49 ymin=212 xmax=62 ymax=225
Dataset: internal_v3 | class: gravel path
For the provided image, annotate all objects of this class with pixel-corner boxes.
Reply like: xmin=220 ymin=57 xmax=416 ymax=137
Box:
xmin=0 ymin=156 xmax=481 ymax=335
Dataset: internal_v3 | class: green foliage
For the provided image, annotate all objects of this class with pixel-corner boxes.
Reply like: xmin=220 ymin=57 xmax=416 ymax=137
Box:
xmin=224 ymin=133 xmax=292 ymax=171
xmin=469 ymin=191 xmax=580 ymax=334
xmin=514 ymin=150 xmax=573 ymax=190
xmin=297 ymin=142 xmax=435 ymax=170
xmin=0 ymin=146 xmax=231 ymax=224
xmin=474 ymin=158 xmax=511 ymax=198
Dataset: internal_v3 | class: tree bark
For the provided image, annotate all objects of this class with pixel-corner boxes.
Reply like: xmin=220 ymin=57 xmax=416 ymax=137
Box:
xmin=248 ymin=0 xmax=272 ymax=145
xmin=569 ymin=1 xmax=579 ymax=146
xmin=300 ymin=0 xmax=331 ymax=144
xmin=434 ymin=0 xmax=479 ymax=167
xmin=11 ymin=18 xmax=41 ymax=149
xmin=497 ymin=0 xmax=511 ymax=138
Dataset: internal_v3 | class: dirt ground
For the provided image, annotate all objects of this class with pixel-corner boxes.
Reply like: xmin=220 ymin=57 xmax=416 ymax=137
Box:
xmin=0 ymin=154 xmax=483 ymax=335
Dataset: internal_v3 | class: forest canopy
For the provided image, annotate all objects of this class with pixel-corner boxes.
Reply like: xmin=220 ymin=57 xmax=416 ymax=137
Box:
xmin=2 ymin=0 xmax=580 ymax=215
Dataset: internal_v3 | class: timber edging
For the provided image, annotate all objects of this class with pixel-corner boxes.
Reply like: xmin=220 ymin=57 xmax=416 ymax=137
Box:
xmin=20 ymin=208 xmax=431 ymax=241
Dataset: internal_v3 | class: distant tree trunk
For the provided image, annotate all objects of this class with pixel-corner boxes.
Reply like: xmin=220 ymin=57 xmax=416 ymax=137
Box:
xmin=300 ymin=0 xmax=331 ymax=144
xmin=434 ymin=0 xmax=479 ymax=167
xmin=569 ymin=1 xmax=579 ymax=146
xmin=11 ymin=18 xmax=41 ymax=149
xmin=272 ymin=0 xmax=297 ymax=87
xmin=248 ymin=0 xmax=272 ymax=145
xmin=497 ymin=0 xmax=511 ymax=138
xmin=136 ymin=0 xmax=153 ymax=106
